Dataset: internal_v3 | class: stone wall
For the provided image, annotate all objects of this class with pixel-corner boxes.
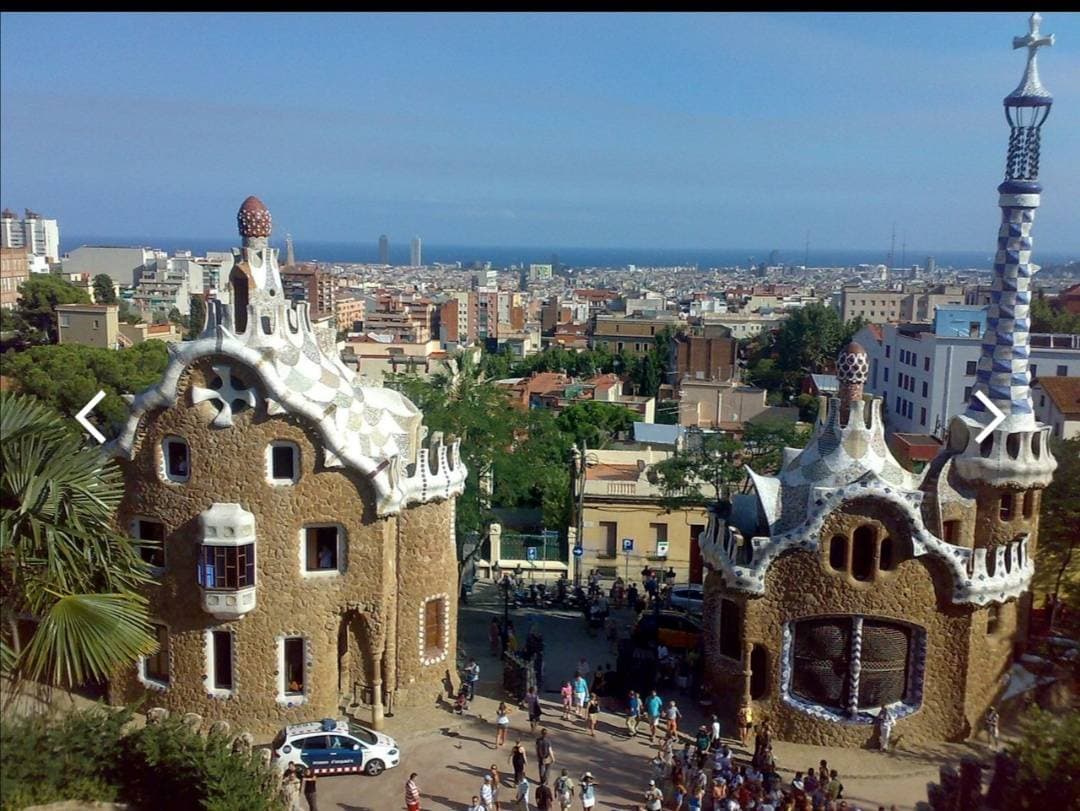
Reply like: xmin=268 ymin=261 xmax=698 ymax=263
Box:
xmin=108 ymin=357 xmax=457 ymax=736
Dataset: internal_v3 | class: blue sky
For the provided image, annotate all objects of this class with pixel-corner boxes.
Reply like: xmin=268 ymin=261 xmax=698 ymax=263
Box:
xmin=2 ymin=12 xmax=1078 ymax=253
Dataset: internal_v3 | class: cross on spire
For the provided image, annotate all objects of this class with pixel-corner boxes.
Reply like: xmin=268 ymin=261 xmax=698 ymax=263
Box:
xmin=1006 ymin=12 xmax=1054 ymax=106
xmin=1013 ymin=12 xmax=1054 ymax=58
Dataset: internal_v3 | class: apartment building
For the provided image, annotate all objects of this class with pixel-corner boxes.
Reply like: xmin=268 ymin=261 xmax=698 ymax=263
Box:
xmin=0 ymin=247 xmax=29 ymax=310
xmin=591 ymin=313 xmax=681 ymax=355
xmin=1 ymin=208 xmax=60 ymax=262
xmin=281 ymin=263 xmax=336 ymax=317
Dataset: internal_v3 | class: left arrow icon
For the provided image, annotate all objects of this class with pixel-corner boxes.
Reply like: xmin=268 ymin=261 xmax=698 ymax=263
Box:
xmin=76 ymin=390 xmax=107 ymax=444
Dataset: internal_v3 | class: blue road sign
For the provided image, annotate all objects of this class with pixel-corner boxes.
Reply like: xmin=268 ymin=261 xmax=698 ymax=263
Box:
xmin=622 ymin=538 xmax=634 ymax=552
xmin=573 ymin=546 xmax=584 ymax=558
xmin=526 ymin=546 xmax=538 ymax=562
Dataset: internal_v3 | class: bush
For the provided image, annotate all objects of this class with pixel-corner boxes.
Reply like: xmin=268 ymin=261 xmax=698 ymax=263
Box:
xmin=0 ymin=706 xmax=278 ymax=811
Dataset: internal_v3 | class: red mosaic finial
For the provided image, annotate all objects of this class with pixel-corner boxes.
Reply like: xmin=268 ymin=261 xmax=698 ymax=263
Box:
xmin=837 ymin=341 xmax=869 ymax=426
xmin=237 ymin=196 xmax=272 ymax=240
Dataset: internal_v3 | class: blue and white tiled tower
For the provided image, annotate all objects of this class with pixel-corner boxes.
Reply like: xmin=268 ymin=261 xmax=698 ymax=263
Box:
xmin=950 ymin=12 xmax=1058 ymax=491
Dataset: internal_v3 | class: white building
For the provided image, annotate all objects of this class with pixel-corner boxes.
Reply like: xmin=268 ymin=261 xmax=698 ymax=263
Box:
xmin=698 ymin=311 xmax=787 ymax=339
xmin=1033 ymin=377 xmax=1080 ymax=440
xmin=63 ymin=245 xmax=167 ymax=288
xmin=1 ymin=208 xmax=60 ymax=263
xmin=856 ymin=305 xmax=1080 ymax=439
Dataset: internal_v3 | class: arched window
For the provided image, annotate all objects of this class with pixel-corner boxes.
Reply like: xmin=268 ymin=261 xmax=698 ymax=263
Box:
xmin=829 ymin=535 xmax=848 ymax=571
xmin=879 ymin=537 xmax=895 ymax=571
xmin=851 ymin=526 xmax=876 ymax=582
xmin=1006 ymin=433 xmax=1021 ymax=459
xmin=230 ymin=267 xmax=249 ymax=333
xmin=719 ymin=599 xmax=741 ymax=660
xmin=980 ymin=434 xmax=994 ymax=458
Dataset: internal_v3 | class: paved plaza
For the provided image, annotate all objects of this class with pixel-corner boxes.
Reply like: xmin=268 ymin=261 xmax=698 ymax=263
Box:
xmin=315 ymin=584 xmax=1002 ymax=810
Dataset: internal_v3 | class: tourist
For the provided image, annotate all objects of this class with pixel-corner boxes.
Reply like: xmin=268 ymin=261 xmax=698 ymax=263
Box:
xmin=626 ymin=690 xmax=642 ymax=737
xmin=644 ymin=779 xmax=664 ymax=811
xmin=709 ymin=714 xmax=721 ymax=750
xmin=572 ymin=673 xmax=589 ymax=718
xmin=585 ymin=692 xmax=600 ymax=736
xmin=301 ymin=766 xmax=318 ymax=811
xmin=536 ymin=728 xmax=555 ymax=784
xmin=802 ymin=767 xmax=818 ymax=798
xmin=665 ymin=700 xmax=681 ymax=737
xmin=490 ymin=618 xmax=502 ymax=656
xmin=465 ymin=657 xmax=480 ymax=701
xmin=405 ymin=772 xmax=421 ymax=811
xmin=467 ymin=796 xmax=485 ymax=811
xmin=985 ymin=705 xmax=1000 ymax=747
xmin=480 ymin=774 xmax=497 ymax=811
xmin=511 ymin=741 xmax=528 ymax=784
xmin=496 ymin=702 xmax=511 ymax=747
xmin=825 ymin=769 xmax=844 ymax=802
xmin=554 ymin=769 xmax=575 ymax=811
xmin=515 ymin=774 xmax=531 ymax=810
xmin=579 ymin=772 xmax=597 ymax=810
xmin=525 ymin=686 xmax=543 ymax=733
xmin=535 ymin=777 xmax=554 ymax=811
xmin=645 ymin=690 xmax=663 ymax=743
xmin=561 ymin=680 xmax=573 ymax=720
xmin=672 ymin=775 xmax=687 ymax=811
xmin=694 ymin=725 xmax=710 ymax=761
xmin=736 ymin=701 xmax=753 ymax=747
xmin=877 ymin=705 xmax=896 ymax=752
xmin=507 ymin=622 xmax=519 ymax=653
xmin=688 ymin=778 xmax=705 ymax=811
xmin=280 ymin=764 xmax=302 ymax=811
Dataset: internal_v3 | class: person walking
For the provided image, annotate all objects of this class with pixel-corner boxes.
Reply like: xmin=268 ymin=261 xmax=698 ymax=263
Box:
xmin=301 ymin=766 xmax=318 ymax=811
xmin=514 ymin=775 xmax=531 ymax=810
xmin=510 ymin=741 xmax=528 ymax=784
xmin=985 ymin=705 xmax=1000 ymax=747
xmin=535 ymin=777 xmax=554 ymax=811
xmin=490 ymin=618 xmax=502 ymax=656
xmin=572 ymin=673 xmax=589 ymax=718
xmin=280 ymin=764 xmax=303 ymax=811
xmin=645 ymin=690 xmax=663 ymax=743
xmin=554 ymin=769 xmax=574 ymax=811
xmin=585 ymin=693 xmax=600 ymax=737
xmin=560 ymin=680 xmax=573 ymax=721
xmin=405 ymin=772 xmax=421 ymax=811
xmin=626 ymin=691 xmax=642 ymax=738
xmin=535 ymin=728 xmax=555 ymax=784
xmin=467 ymin=796 xmax=485 ymax=811
xmin=709 ymin=714 xmax=721 ymax=751
xmin=490 ymin=765 xmax=504 ymax=809
xmin=495 ymin=702 xmax=511 ymax=747
xmin=665 ymin=700 xmax=682 ymax=738
xmin=480 ymin=774 xmax=497 ymax=811
xmin=736 ymin=701 xmax=753 ymax=747
xmin=644 ymin=779 xmax=664 ymax=811
xmin=525 ymin=686 xmax=543 ymax=733
xmin=579 ymin=772 xmax=596 ymax=810
xmin=465 ymin=657 xmax=480 ymax=701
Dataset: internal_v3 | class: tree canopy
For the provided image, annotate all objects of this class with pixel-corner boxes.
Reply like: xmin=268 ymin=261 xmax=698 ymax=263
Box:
xmin=1033 ymin=436 xmax=1080 ymax=628
xmin=1030 ymin=292 xmax=1080 ymax=334
xmin=15 ymin=275 xmax=90 ymax=343
xmin=92 ymin=274 xmax=117 ymax=304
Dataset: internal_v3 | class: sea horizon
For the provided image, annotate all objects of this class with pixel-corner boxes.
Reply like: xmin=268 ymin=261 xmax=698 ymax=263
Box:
xmin=61 ymin=235 xmax=1079 ymax=272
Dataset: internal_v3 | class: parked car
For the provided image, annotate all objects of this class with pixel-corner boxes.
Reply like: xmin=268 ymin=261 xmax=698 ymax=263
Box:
xmin=633 ymin=610 xmax=703 ymax=650
xmin=668 ymin=584 xmax=704 ymax=615
xmin=271 ymin=718 xmax=400 ymax=776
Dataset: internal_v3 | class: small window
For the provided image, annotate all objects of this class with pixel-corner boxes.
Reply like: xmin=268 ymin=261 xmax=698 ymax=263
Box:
xmin=283 ymin=637 xmax=305 ymax=696
xmin=829 ymin=535 xmax=847 ymax=571
xmin=884 ymin=368 xmax=889 ymax=382
xmin=922 ymin=381 xmax=928 ymax=398
xmin=268 ymin=441 xmax=299 ymax=484
xmin=879 ymin=537 xmax=895 ymax=571
xmin=964 ymin=385 xmax=973 ymax=401
xmin=965 ymin=361 xmax=977 ymax=376
xmin=943 ymin=520 xmax=960 ymax=544
xmin=719 ymin=599 xmax=741 ymax=660
xmin=423 ymin=597 xmax=447 ymax=658
xmin=211 ymin=630 xmax=233 ymax=691
xmin=1057 ymin=365 xmax=1068 ymax=377
xmin=163 ymin=437 xmax=190 ymax=482
xmin=986 ymin=604 xmax=1001 ymax=636
xmin=885 ymin=346 xmax=891 ymax=358
xmin=304 ymin=525 xmax=341 ymax=573
xmin=59 ymin=314 xmax=71 ymax=328
xmin=851 ymin=525 xmax=876 ymax=582
xmin=923 ymin=357 xmax=930 ymax=371
xmin=1022 ymin=490 xmax=1035 ymax=518
xmin=920 ymin=407 xmax=927 ymax=426
xmin=92 ymin=319 xmax=100 ymax=329
xmin=650 ymin=522 xmax=668 ymax=552
xmin=1006 ymin=433 xmax=1021 ymax=459
xmin=135 ymin=519 xmax=166 ymax=569
xmin=144 ymin=623 xmax=170 ymax=684
xmin=999 ymin=494 xmax=1014 ymax=520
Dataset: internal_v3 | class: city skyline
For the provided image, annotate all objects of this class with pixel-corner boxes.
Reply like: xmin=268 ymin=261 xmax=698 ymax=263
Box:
xmin=2 ymin=12 xmax=1079 ymax=254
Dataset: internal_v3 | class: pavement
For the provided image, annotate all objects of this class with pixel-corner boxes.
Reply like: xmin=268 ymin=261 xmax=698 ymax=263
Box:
xmin=316 ymin=582 xmax=1008 ymax=811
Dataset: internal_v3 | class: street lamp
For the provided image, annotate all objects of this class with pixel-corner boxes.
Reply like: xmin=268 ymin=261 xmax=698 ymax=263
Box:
xmin=500 ymin=571 xmax=512 ymax=655
xmin=572 ymin=443 xmax=600 ymax=588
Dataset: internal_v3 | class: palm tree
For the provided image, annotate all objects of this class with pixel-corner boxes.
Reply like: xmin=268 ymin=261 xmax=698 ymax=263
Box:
xmin=0 ymin=393 xmax=156 ymax=695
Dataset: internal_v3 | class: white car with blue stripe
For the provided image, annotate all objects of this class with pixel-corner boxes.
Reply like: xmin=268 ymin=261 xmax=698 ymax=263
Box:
xmin=271 ymin=718 xmax=400 ymax=776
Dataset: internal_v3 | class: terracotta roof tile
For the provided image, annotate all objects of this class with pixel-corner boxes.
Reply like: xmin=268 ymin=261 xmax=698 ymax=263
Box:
xmin=1038 ymin=376 xmax=1080 ymax=418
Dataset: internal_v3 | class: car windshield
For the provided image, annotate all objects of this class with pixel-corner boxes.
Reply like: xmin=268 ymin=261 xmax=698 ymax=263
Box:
xmin=348 ymin=723 xmax=378 ymax=745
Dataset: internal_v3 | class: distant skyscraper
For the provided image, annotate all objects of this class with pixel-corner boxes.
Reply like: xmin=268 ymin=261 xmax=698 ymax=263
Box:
xmin=285 ymin=233 xmax=295 ymax=266
xmin=1 ymin=207 xmax=60 ymax=263
xmin=378 ymin=234 xmax=389 ymax=265
xmin=925 ymin=256 xmax=937 ymax=275
xmin=410 ymin=236 xmax=422 ymax=267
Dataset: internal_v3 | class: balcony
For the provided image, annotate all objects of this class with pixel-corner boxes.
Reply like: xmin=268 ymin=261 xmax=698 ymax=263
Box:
xmin=197 ymin=503 xmax=257 ymax=620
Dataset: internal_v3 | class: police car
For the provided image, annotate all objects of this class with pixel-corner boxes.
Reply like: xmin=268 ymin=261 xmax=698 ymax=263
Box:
xmin=271 ymin=718 xmax=401 ymax=777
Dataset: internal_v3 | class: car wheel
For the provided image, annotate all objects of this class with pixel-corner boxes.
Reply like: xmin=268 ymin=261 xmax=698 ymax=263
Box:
xmin=365 ymin=759 xmax=385 ymax=776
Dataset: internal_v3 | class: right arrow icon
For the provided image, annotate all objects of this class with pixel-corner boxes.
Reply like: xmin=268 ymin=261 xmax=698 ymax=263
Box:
xmin=974 ymin=390 xmax=1006 ymax=444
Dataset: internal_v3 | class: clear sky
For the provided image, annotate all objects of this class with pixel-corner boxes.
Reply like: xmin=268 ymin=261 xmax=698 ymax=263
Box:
xmin=2 ymin=12 xmax=1078 ymax=254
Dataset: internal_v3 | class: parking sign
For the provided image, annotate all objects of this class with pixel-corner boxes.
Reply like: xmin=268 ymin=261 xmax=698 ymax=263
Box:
xmin=622 ymin=538 xmax=634 ymax=552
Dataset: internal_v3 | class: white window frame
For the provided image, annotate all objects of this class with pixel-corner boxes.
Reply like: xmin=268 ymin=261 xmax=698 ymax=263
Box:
xmin=266 ymin=441 xmax=300 ymax=486
xmin=418 ymin=593 xmax=450 ymax=666
xmin=130 ymin=516 xmax=167 ymax=575
xmin=203 ymin=627 xmax=237 ymax=699
xmin=276 ymin=633 xmax=310 ymax=707
xmin=138 ymin=621 xmax=171 ymax=692
xmin=780 ymin=615 xmax=926 ymax=726
xmin=161 ymin=436 xmax=190 ymax=483
xmin=299 ymin=524 xmax=347 ymax=577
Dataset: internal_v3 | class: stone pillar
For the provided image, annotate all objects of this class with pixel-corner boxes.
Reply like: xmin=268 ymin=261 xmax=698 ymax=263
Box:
xmin=489 ymin=522 xmax=503 ymax=571
xmin=741 ymin=640 xmax=753 ymax=704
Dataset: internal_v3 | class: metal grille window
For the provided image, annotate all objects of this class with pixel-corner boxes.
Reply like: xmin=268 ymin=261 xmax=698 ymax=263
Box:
xmin=198 ymin=543 xmax=255 ymax=589
xmin=787 ymin=616 xmax=920 ymax=720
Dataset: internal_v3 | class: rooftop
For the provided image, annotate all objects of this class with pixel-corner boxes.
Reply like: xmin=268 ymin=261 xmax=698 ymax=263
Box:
xmin=1037 ymin=376 xmax=1080 ymax=418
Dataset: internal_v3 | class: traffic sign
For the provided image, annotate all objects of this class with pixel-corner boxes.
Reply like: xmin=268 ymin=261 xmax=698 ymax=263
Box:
xmin=656 ymin=541 xmax=669 ymax=557
xmin=572 ymin=546 xmax=584 ymax=558
xmin=622 ymin=538 xmax=634 ymax=552
xmin=526 ymin=547 xmax=538 ymax=562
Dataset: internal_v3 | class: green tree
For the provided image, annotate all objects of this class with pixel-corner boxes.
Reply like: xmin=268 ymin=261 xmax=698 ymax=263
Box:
xmin=988 ymin=706 xmax=1080 ymax=809
xmin=1 ymin=342 xmax=169 ymax=433
xmin=0 ymin=393 xmax=156 ymax=693
xmin=741 ymin=419 xmax=811 ymax=475
xmin=1033 ymin=436 xmax=1080 ymax=628
xmin=15 ymin=275 xmax=90 ymax=342
xmin=1031 ymin=292 xmax=1080 ymax=334
xmin=92 ymin=274 xmax=118 ymax=304
xmin=555 ymin=400 xmax=637 ymax=450
xmin=773 ymin=303 xmax=846 ymax=375
xmin=651 ymin=429 xmax=745 ymax=510
xmin=187 ymin=295 xmax=207 ymax=339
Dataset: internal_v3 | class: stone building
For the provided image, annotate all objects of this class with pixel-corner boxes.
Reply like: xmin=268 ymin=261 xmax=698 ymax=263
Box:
xmin=107 ymin=196 xmax=466 ymax=735
xmin=698 ymin=14 xmax=1060 ymax=747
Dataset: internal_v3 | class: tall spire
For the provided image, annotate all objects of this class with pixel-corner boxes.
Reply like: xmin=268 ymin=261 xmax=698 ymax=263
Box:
xmin=951 ymin=13 xmax=1057 ymax=490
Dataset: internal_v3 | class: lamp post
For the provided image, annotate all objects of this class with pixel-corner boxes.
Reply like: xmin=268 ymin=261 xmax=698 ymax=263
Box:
xmin=500 ymin=572 xmax=512 ymax=655
xmin=572 ymin=442 xmax=599 ymax=588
